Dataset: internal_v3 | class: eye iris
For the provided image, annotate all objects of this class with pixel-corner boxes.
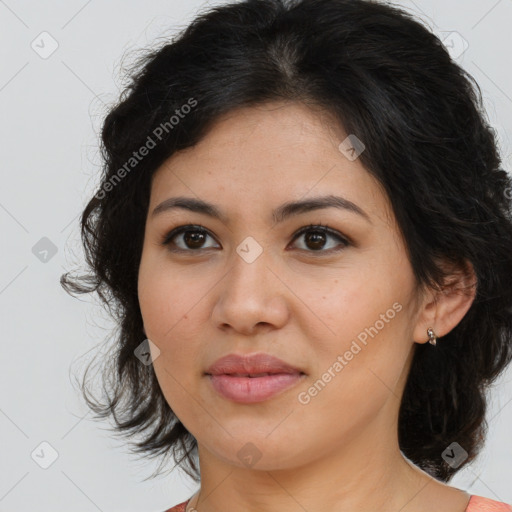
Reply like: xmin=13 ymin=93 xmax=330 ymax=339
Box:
xmin=184 ymin=230 xmax=206 ymax=248
xmin=305 ymin=230 xmax=326 ymax=250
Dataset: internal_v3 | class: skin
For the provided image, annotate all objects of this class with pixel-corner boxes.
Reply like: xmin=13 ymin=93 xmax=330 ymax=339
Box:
xmin=137 ymin=101 xmax=477 ymax=512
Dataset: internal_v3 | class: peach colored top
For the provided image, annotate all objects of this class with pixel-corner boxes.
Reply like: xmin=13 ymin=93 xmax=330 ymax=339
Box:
xmin=163 ymin=494 xmax=512 ymax=512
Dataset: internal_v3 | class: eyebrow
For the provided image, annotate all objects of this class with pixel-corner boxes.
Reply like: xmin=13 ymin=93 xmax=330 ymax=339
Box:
xmin=151 ymin=194 xmax=371 ymax=224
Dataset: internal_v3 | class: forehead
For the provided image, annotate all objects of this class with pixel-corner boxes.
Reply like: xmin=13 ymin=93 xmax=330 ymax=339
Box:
xmin=149 ymin=101 xmax=394 ymax=227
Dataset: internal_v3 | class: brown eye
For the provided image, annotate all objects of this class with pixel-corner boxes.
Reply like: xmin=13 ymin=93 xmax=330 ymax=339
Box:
xmin=304 ymin=230 xmax=327 ymax=250
xmin=162 ymin=225 xmax=220 ymax=251
xmin=290 ymin=224 xmax=350 ymax=254
xmin=183 ymin=230 xmax=207 ymax=249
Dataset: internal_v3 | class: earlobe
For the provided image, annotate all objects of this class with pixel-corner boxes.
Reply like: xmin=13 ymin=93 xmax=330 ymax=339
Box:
xmin=413 ymin=259 xmax=477 ymax=344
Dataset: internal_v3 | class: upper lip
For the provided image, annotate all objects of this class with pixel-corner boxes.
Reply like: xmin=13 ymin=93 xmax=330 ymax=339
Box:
xmin=206 ymin=353 xmax=304 ymax=376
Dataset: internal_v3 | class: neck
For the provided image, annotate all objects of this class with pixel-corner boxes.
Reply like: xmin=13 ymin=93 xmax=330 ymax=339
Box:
xmin=188 ymin=409 xmax=435 ymax=512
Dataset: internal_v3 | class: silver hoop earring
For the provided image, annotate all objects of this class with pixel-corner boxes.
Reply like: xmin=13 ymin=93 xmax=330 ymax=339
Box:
xmin=427 ymin=327 xmax=437 ymax=346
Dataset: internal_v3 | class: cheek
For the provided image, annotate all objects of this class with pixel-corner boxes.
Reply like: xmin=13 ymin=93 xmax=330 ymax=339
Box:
xmin=301 ymin=268 xmax=413 ymax=398
xmin=137 ymin=256 xmax=209 ymax=377
xmin=138 ymin=261 xmax=202 ymax=418
xmin=297 ymin=317 xmax=411 ymax=449
xmin=138 ymin=255 xmax=196 ymax=338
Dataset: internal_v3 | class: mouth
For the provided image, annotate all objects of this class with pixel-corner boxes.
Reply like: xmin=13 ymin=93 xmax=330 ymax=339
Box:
xmin=204 ymin=352 xmax=306 ymax=403
xmin=205 ymin=371 xmax=306 ymax=403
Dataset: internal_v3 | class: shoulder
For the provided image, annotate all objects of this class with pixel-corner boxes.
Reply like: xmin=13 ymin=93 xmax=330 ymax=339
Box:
xmin=162 ymin=498 xmax=191 ymax=512
xmin=466 ymin=495 xmax=512 ymax=512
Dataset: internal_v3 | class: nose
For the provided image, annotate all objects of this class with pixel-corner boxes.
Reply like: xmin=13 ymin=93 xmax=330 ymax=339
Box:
xmin=210 ymin=246 xmax=290 ymax=336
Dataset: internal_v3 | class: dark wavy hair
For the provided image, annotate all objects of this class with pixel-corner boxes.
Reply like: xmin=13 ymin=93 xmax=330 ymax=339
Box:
xmin=61 ymin=0 xmax=512 ymax=483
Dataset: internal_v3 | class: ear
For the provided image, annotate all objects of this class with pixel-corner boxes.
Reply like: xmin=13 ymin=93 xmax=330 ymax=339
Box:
xmin=412 ymin=258 xmax=477 ymax=344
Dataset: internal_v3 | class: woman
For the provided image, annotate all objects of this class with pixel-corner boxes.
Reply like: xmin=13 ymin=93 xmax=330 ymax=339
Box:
xmin=61 ymin=0 xmax=512 ymax=511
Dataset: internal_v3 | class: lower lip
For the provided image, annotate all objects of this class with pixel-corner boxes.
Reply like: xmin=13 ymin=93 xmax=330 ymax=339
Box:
xmin=207 ymin=373 xmax=304 ymax=403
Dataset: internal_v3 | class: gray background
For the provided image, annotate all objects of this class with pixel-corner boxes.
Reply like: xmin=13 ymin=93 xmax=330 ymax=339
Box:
xmin=1 ymin=0 xmax=511 ymax=510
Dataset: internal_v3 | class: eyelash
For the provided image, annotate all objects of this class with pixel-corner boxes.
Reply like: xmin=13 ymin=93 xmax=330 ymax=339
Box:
xmin=160 ymin=223 xmax=351 ymax=255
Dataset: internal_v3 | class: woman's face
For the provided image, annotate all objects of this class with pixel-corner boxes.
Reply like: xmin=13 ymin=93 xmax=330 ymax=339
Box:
xmin=138 ymin=101 xmax=429 ymax=470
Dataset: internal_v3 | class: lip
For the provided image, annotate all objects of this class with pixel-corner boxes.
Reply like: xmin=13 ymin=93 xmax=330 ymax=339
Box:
xmin=206 ymin=352 xmax=304 ymax=375
xmin=205 ymin=353 xmax=306 ymax=403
